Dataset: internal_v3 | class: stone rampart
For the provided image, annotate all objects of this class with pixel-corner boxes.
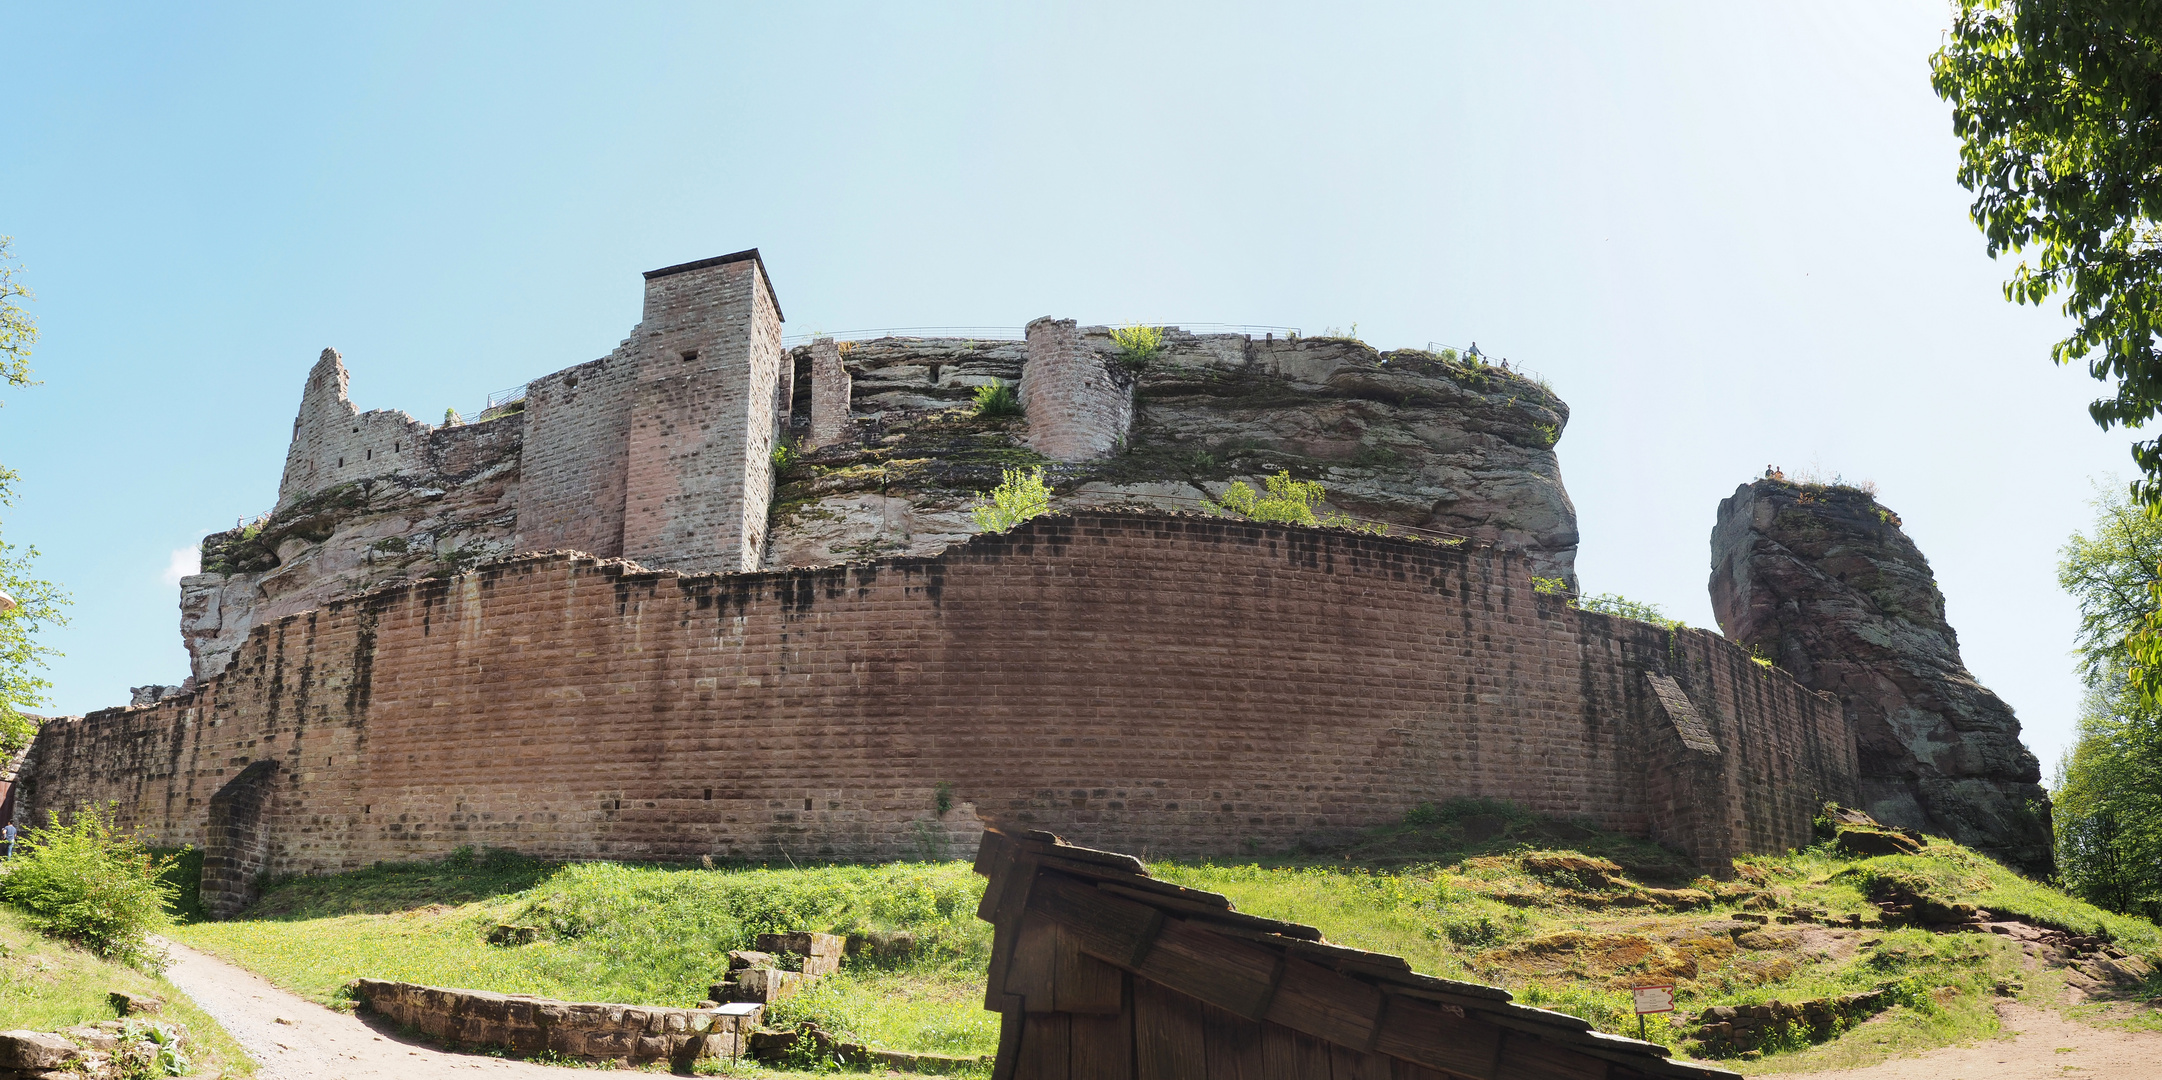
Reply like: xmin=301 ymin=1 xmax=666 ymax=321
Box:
xmin=21 ymin=512 xmax=1852 ymax=882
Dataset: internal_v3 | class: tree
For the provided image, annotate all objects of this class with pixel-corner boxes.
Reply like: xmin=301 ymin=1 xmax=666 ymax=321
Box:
xmin=0 ymin=237 xmax=67 ymax=754
xmin=1932 ymin=4 xmax=2162 ymax=697
xmin=2054 ymin=485 xmax=2162 ymax=916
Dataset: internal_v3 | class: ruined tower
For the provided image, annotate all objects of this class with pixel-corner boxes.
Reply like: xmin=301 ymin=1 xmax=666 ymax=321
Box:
xmin=619 ymin=251 xmax=787 ymax=573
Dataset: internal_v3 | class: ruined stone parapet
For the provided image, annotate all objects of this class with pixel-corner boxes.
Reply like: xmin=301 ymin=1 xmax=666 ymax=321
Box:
xmin=276 ymin=349 xmax=435 ymax=508
xmin=351 ymin=979 xmax=760 ymax=1067
xmin=1709 ymin=478 xmax=2053 ymax=876
xmin=806 ymin=337 xmax=852 ymax=449
xmin=1019 ymin=317 xmax=1133 ymax=461
xmin=621 ymin=251 xmax=786 ymax=573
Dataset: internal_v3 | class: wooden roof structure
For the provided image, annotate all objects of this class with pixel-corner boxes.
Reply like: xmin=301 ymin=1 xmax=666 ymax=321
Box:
xmin=976 ymin=827 xmax=1740 ymax=1080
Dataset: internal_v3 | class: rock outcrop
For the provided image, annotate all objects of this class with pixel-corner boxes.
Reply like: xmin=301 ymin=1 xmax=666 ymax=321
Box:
xmin=1708 ymin=479 xmax=2052 ymax=876
xmin=768 ymin=330 xmax=1578 ymax=581
xmin=179 ymin=329 xmax=1579 ymax=682
xmin=178 ymin=355 xmax=524 ymax=681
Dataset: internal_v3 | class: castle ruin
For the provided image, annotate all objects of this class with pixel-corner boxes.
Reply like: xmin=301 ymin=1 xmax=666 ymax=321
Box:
xmin=11 ymin=251 xmax=2046 ymax=915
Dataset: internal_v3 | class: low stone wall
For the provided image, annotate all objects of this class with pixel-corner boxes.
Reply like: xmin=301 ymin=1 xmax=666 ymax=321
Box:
xmin=350 ymin=979 xmax=759 ymax=1067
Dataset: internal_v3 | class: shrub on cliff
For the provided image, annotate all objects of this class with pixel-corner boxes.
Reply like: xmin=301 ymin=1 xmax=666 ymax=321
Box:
xmin=970 ymin=466 xmax=1051 ymax=533
xmin=971 ymin=382 xmax=1021 ymax=419
xmin=0 ymin=805 xmax=180 ymax=971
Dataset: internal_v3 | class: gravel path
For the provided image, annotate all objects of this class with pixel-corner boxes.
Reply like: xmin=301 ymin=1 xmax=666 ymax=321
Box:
xmin=156 ymin=939 xmax=568 ymax=1080
xmin=1769 ymin=1002 xmax=2162 ymax=1080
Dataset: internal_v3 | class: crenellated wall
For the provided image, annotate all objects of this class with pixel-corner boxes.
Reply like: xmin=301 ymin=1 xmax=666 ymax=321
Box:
xmin=23 ymin=512 xmax=1853 ymax=906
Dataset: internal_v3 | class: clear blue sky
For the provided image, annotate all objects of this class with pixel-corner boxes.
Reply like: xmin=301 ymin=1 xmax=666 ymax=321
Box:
xmin=0 ymin=4 xmax=2132 ymax=776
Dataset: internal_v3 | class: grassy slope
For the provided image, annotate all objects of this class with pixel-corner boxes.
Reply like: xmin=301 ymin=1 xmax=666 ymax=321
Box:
xmin=0 ymin=905 xmax=255 ymax=1076
xmin=170 ymin=851 xmax=999 ymax=1059
xmin=164 ymin=805 xmax=2162 ymax=1073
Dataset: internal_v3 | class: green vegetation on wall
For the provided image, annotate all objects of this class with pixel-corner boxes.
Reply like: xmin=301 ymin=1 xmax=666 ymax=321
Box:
xmin=969 ymin=466 xmax=1051 ymax=533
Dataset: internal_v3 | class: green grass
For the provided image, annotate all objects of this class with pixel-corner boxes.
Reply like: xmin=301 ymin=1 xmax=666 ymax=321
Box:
xmin=149 ymin=806 xmax=2162 ymax=1075
xmin=0 ymin=905 xmax=255 ymax=1075
xmin=171 ymin=850 xmax=996 ymax=1059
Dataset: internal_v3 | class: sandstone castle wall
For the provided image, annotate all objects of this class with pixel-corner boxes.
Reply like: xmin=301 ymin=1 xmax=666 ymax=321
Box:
xmin=20 ymin=512 xmax=1852 ymax=902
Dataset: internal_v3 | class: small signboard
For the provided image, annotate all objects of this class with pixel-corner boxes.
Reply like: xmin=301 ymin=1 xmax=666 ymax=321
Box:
xmin=1631 ymin=984 xmax=1676 ymax=1015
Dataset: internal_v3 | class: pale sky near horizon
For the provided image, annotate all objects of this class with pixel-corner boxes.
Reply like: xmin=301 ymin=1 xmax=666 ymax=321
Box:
xmin=0 ymin=4 xmax=2135 ymax=778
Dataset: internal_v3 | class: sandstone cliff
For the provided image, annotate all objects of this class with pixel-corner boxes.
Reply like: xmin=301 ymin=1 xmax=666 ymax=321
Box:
xmin=179 ymin=330 xmax=1578 ymax=683
xmin=181 ymin=404 xmax=524 ymax=681
xmin=1708 ymin=478 xmax=2052 ymax=876
xmin=767 ymin=330 xmax=1578 ymax=580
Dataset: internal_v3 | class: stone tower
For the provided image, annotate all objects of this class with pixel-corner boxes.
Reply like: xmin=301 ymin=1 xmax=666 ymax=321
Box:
xmin=621 ymin=251 xmax=787 ymax=573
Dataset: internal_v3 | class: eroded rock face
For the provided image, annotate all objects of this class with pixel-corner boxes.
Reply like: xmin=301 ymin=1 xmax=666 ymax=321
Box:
xmin=768 ymin=330 xmax=1579 ymax=582
xmin=179 ymin=329 xmax=1579 ymax=683
xmin=1708 ymin=479 xmax=2052 ymax=876
xmin=180 ymin=422 xmax=522 ymax=682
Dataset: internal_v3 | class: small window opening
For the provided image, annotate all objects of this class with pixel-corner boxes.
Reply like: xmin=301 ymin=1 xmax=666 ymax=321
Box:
xmin=393 ymin=441 xmax=400 ymax=452
xmin=337 ymin=457 xmax=344 ymax=467
xmin=704 ymin=788 xmax=713 ymax=801
xmin=352 ymin=427 xmax=359 ymax=433
xmin=803 ymin=797 xmax=813 ymax=811
xmin=681 ymin=349 xmax=700 ymax=363
xmin=566 ymin=375 xmax=579 ymax=389
xmin=365 ymin=448 xmax=372 ymax=460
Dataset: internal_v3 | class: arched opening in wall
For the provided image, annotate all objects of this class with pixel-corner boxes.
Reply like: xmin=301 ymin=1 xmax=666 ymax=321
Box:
xmin=789 ymin=353 xmax=813 ymax=435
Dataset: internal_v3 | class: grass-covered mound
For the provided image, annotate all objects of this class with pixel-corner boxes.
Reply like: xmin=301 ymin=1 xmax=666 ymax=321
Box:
xmin=162 ymin=802 xmax=2162 ymax=1074
xmin=0 ymin=905 xmax=254 ymax=1075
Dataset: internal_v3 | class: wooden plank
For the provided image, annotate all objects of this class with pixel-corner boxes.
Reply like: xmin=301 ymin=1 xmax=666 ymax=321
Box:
xmin=1096 ymin=882 xmax=1325 ymax=940
xmin=1008 ymin=910 xmax=1060 ymax=1012
xmin=993 ymin=1007 xmax=1026 ymax=1080
xmin=1491 ymin=1031 xmax=1608 ymax=1080
xmin=1264 ymin=957 xmax=1385 ymax=1049
xmin=1391 ymin=1061 xmax=1454 ymax=1080
xmin=1134 ymin=917 xmax=1283 ymax=1020
xmin=977 ymin=828 xmax=1016 ymax=879
xmin=1134 ymin=979 xmax=1209 ymax=1080
xmin=1203 ymin=1002 xmax=1264 ymax=1080
xmin=1035 ymin=873 xmax=1165 ymax=969
xmin=985 ymin=864 xmax=1044 ymax=1010
xmin=1260 ymin=1023 xmax=1303 ymax=1080
xmin=1016 ymin=1012 xmax=1072 ymax=1080
xmin=1056 ymin=921 xmax=1127 ymax=1015
xmin=1069 ymin=994 xmax=1135 ymax=1080
xmin=1329 ymin=1044 xmax=1391 ymax=1080
xmin=1371 ymin=996 xmax=1503 ymax=1080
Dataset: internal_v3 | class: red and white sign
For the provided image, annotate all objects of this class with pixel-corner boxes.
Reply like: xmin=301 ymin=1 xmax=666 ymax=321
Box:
xmin=1631 ymin=985 xmax=1675 ymax=1015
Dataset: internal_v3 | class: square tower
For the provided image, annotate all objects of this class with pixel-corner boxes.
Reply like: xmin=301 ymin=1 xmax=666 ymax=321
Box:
xmin=621 ymin=250 xmax=785 ymax=573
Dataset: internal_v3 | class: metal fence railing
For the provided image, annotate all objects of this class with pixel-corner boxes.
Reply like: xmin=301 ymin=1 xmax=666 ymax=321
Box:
xmin=779 ymin=323 xmax=1306 ymax=348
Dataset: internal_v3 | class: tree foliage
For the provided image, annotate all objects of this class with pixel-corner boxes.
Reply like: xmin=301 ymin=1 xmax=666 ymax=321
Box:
xmin=1933 ymin=4 xmax=2162 ymax=500
xmin=2055 ymin=486 xmax=2162 ymax=916
xmin=1933 ymin=3 xmax=2162 ymax=702
xmin=0 ymin=236 xmax=66 ymax=754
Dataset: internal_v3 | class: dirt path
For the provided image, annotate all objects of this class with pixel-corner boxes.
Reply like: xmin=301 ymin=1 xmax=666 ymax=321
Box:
xmin=1769 ymin=1002 xmax=2162 ymax=1080
xmin=156 ymin=939 xmax=569 ymax=1079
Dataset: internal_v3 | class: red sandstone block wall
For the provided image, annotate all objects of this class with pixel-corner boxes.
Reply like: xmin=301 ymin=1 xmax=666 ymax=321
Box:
xmin=19 ymin=513 xmax=1852 ymax=877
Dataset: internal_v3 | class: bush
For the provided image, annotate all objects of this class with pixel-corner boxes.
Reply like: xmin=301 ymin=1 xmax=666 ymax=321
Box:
xmin=1109 ymin=324 xmax=1165 ymax=371
xmin=1209 ymin=470 xmax=1326 ymax=525
xmin=971 ymin=382 xmax=1021 ymax=419
xmin=970 ymin=466 xmax=1052 ymax=533
xmin=0 ymin=805 xmax=179 ymax=971
xmin=1573 ymin=593 xmax=1684 ymax=630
